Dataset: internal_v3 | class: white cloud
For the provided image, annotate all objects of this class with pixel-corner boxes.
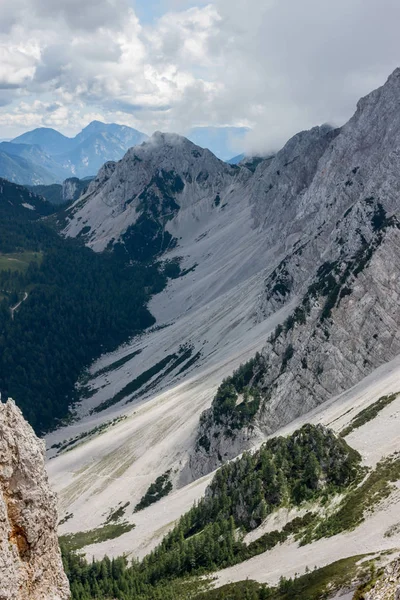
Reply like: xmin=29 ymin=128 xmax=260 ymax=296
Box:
xmin=0 ymin=0 xmax=399 ymax=149
xmin=0 ymin=44 xmax=38 ymax=89
xmin=183 ymin=0 xmax=400 ymax=152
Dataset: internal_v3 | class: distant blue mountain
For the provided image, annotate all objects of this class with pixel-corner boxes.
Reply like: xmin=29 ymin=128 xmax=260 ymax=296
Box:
xmin=74 ymin=121 xmax=146 ymax=148
xmin=9 ymin=121 xmax=148 ymax=181
xmin=12 ymin=128 xmax=73 ymax=155
xmin=0 ymin=150 xmax=57 ymax=185
xmin=4 ymin=122 xmax=251 ymax=184
xmin=0 ymin=142 xmax=71 ymax=181
xmin=54 ymin=123 xmax=148 ymax=178
xmin=187 ymin=127 xmax=250 ymax=161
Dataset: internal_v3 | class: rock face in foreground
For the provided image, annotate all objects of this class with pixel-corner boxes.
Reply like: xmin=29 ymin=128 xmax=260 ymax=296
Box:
xmin=364 ymin=559 xmax=400 ymax=599
xmin=0 ymin=399 xmax=70 ymax=600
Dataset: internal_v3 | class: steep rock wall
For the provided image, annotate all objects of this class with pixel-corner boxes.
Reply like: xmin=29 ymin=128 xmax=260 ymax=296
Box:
xmin=0 ymin=399 xmax=70 ymax=600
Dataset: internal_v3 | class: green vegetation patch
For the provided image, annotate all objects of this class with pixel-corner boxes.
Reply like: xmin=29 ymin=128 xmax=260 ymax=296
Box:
xmin=92 ymin=349 xmax=143 ymax=379
xmin=93 ymin=345 xmax=193 ymax=413
xmin=340 ymin=392 xmax=399 ymax=437
xmin=199 ymin=355 xmax=264 ymax=442
xmin=62 ymin=427 xmax=364 ymax=600
xmin=27 ymin=183 xmax=63 ymax=205
xmin=59 ymin=522 xmax=135 ymax=552
xmin=0 ymin=251 xmax=43 ymax=273
xmin=63 ymin=548 xmax=377 ymax=600
xmin=306 ymin=454 xmax=400 ymax=541
xmin=134 ymin=470 xmax=173 ymax=512
xmin=62 ymin=546 xmax=210 ymax=600
xmin=131 ymin=425 xmax=361 ymax=587
xmin=197 ymin=424 xmax=361 ymax=532
xmin=196 ymin=554 xmax=375 ymax=600
xmin=0 ymin=195 xmax=168 ymax=433
xmin=105 ymin=502 xmax=130 ymax=524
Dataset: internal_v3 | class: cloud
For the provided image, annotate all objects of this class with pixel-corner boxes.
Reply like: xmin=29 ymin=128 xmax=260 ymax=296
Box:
xmin=31 ymin=0 xmax=131 ymax=31
xmin=205 ymin=0 xmax=400 ymax=153
xmin=0 ymin=0 xmax=400 ymax=149
xmin=0 ymin=44 xmax=38 ymax=90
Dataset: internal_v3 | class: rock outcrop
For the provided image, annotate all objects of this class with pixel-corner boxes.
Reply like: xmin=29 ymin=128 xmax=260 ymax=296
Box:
xmin=363 ymin=559 xmax=400 ymax=599
xmin=61 ymin=177 xmax=91 ymax=203
xmin=0 ymin=399 xmax=70 ymax=600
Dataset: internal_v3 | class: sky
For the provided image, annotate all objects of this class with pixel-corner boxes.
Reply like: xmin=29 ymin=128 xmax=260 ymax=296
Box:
xmin=1 ymin=0 xmax=400 ymax=153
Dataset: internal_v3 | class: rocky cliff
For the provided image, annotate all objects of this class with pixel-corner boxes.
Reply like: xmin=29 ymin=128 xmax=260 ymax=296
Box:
xmin=188 ymin=67 xmax=400 ymax=478
xmin=61 ymin=177 xmax=91 ymax=203
xmin=0 ymin=399 xmax=70 ymax=600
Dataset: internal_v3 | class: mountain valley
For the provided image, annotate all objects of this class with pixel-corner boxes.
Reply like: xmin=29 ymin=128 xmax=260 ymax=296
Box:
xmin=1 ymin=70 xmax=400 ymax=599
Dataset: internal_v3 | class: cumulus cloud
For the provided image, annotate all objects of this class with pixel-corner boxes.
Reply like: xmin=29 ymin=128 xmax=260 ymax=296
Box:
xmin=0 ymin=0 xmax=400 ymax=151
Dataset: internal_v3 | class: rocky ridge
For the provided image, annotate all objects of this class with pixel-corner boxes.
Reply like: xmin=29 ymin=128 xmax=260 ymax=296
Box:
xmin=0 ymin=399 xmax=69 ymax=600
xmin=61 ymin=177 xmax=92 ymax=203
xmin=63 ymin=131 xmax=250 ymax=252
xmin=188 ymin=67 xmax=400 ymax=478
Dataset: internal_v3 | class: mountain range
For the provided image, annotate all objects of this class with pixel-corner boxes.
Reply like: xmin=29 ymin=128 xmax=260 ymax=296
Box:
xmin=2 ymin=69 xmax=400 ymax=599
xmin=0 ymin=123 xmax=251 ymax=186
xmin=0 ymin=143 xmax=64 ymax=186
xmin=5 ymin=121 xmax=148 ymax=183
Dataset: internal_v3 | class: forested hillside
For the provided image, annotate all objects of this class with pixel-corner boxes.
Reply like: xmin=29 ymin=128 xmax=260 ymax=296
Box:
xmin=62 ymin=425 xmax=361 ymax=599
xmin=0 ymin=179 xmax=168 ymax=432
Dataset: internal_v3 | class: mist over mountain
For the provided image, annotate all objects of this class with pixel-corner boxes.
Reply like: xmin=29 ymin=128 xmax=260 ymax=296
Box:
xmin=187 ymin=126 xmax=250 ymax=161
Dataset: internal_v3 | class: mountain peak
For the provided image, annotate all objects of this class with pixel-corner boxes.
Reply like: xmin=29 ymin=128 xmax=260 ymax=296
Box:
xmin=386 ymin=65 xmax=400 ymax=83
xmin=354 ymin=65 xmax=400 ymax=115
xmin=79 ymin=120 xmax=107 ymax=134
xmin=64 ymin=127 xmax=245 ymax=251
xmin=150 ymin=131 xmax=189 ymax=144
xmin=88 ymin=119 xmax=105 ymax=126
xmin=145 ymin=131 xmax=221 ymax=160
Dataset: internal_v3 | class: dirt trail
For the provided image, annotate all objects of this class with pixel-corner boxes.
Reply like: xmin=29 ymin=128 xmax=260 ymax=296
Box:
xmin=11 ymin=292 xmax=28 ymax=319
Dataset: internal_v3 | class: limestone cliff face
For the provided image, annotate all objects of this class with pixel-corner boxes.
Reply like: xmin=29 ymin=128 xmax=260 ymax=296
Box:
xmin=188 ymin=68 xmax=400 ymax=479
xmin=61 ymin=177 xmax=90 ymax=203
xmin=0 ymin=399 xmax=70 ymax=600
